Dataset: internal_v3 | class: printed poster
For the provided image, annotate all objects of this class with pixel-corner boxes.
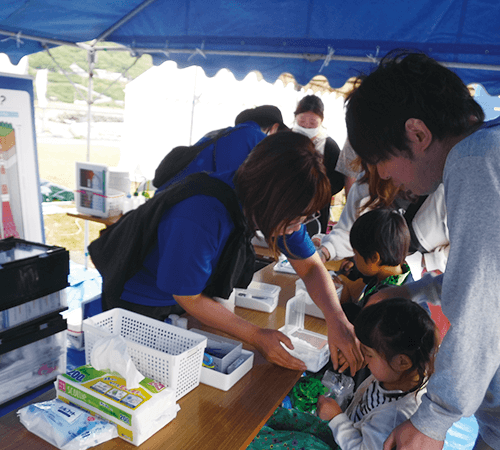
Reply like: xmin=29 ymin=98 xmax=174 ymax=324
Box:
xmin=0 ymin=73 xmax=42 ymax=242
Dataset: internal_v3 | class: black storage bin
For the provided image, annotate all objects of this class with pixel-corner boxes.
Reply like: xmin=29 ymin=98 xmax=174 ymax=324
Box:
xmin=0 ymin=237 xmax=69 ymax=310
xmin=0 ymin=313 xmax=67 ymax=355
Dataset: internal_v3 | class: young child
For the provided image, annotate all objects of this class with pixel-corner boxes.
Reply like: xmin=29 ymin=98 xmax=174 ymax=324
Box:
xmin=317 ymin=298 xmax=438 ymax=450
xmin=347 ymin=208 xmax=413 ymax=308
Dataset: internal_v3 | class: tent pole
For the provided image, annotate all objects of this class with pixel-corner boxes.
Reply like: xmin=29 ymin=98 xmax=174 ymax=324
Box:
xmin=84 ymin=48 xmax=96 ymax=270
xmin=189 ymin=66 xmax=198 ymax=145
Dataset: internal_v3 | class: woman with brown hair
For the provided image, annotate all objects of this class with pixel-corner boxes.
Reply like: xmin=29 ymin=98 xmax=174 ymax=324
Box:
xmin=89 ymin=131 xmax=363 ymax=373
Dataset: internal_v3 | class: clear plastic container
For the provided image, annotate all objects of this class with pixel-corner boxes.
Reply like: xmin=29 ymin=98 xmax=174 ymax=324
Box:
xmin=0 ymin=330 xmax=67 ymax=405
xmin=1 ymin=289 xmax=67 ymax=332
xmin=279 ymin=292 xmax=330 ymax=372
xmin=295 ymin=271 xmax=343 ymax=319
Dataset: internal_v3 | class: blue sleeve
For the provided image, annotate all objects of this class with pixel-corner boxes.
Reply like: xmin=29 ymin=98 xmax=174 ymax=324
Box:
xmin=277 ymin=225 xmax=316 ymax=259
xmin=155 ymin=196 xmax=234 ymax=296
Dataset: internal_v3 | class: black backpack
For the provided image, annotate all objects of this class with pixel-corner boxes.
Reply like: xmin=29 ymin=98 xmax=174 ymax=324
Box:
xmin=152 ymin=127 xmax=238 ymax=189
xmin=89 ymin=173 xmax=256 ymax=304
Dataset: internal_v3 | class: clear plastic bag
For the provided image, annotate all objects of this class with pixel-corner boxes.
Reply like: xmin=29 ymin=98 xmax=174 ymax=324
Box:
xmin=18 ymin=399 xmax=117 ymax=450
xmin=321 ymin=369 xmax=355 ymax=411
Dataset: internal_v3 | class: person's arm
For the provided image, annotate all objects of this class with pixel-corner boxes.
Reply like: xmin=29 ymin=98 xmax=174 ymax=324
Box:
xmin=320 ymin=179 xmax=369 ymax=262
xmin=421 ymin=244 xmax=449 ymax=274
xmin=383 ymin=420 xmax=444 ymax=450
xmin=288 ymin=252 xmax=363 ymax=374
xmin=365 ymin=272 xmax=443 ymax=307
xmin=173 ymin=293 xmax=307 ymax=371
xmin=319 ymin=394 xmax=415 ymax=450
xmin=159 ymin=198 xmax=306 ymax=371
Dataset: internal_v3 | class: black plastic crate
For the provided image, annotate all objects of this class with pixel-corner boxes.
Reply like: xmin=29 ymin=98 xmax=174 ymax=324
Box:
xmin=0 ymin=237 xmax=69 ymax=310
xmin=0 ymin=312 xmax=67 ymax=356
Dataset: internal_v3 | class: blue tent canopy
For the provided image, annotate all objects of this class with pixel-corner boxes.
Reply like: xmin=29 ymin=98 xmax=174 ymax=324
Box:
xmin=1 ymin=0 xmax=500 ymax=92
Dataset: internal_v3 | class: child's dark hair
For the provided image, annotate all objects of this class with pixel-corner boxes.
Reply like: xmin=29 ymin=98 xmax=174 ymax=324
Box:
xmin=355 ymin=298 xmax=438 ymax=391
xmin=350 ymin=208 xmax=410 ymax=267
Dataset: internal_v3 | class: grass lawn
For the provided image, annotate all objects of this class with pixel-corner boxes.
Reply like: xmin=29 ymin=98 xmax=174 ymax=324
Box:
xmin=37 ymin=140 xmax=121 ymax=188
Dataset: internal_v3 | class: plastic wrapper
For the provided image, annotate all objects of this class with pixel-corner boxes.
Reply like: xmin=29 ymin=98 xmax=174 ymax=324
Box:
xmin=321 ymin=369 xmax=355 ymax=410
xmin=18 ymin=399 xmax=118 ymax=450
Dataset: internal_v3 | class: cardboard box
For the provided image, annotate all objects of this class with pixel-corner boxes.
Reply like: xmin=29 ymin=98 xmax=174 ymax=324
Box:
xmin=56 ymin=364 xmax=178 ymax=446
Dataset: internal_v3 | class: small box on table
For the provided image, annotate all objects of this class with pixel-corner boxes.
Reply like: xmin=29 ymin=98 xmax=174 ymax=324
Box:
xmin=234 ymin=281 xmax=281 ymax=313
xmin=189 ymin=329 xmax=254 ymax=391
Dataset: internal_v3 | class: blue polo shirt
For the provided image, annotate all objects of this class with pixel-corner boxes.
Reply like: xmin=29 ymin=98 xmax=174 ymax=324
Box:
xmin=155 ymin=121 xmax=266 ymax=192
xmin=122 ymin=171 xmax=316 ymax=306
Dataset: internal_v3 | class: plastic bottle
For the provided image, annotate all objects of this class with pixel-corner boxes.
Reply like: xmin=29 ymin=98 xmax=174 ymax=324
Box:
xmin=132 ymin=192 xmax=141 ymax=209
xmin=122 ymin=194 xmax=133 ymax=213
xmin=176 ymin=317 xmax=188 ymax=329
xmin=168 ymin=314 xmax=179 ymax=326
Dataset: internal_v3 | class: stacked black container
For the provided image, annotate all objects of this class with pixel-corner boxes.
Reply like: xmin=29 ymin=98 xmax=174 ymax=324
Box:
xmin=0 ymin=237 xmax=69 ymax=405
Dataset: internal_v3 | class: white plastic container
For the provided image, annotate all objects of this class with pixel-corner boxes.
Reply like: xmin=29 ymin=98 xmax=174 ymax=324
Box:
xmin=63 ymin=307 xmax=84 ymax=350
xmin=295 ymin=271 xmax=343 ymax=319
xmin=199 ymin=349 xmax=254 ymax=391
xmin=83 ymin=309 xmax=207 ymax=400
xmin=75 ymin=161 xmax=124 ymax=218
xmin=279 ymin=292 xmax=330 ymax=372
xmin=234 ymin=281 xmax=281 ymax=313
xmin=190 ymin=328 xmax=242 ymax=374
xmin=108 ymin=168 xmax=131 ymax=194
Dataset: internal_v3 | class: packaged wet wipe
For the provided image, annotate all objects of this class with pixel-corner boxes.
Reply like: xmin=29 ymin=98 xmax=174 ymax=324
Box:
xmin=18 ymin=398 xmax=117 ymax=450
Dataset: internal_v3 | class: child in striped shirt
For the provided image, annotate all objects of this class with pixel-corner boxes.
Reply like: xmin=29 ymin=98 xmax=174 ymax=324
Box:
xmin=318 ymin=298 xmax=439 ymax=450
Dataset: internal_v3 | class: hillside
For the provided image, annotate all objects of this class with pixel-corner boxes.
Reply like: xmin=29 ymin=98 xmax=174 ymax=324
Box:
xmin=28 ymin=43 xmax=153 ymax=107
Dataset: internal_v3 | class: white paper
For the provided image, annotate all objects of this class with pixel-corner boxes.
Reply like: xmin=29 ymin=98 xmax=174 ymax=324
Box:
xmin=90 ymin=335 xmax=144 ymax=388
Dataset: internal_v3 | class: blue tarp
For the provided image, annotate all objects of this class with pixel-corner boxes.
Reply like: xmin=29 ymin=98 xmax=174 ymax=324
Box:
xmin=0 ymin=0 xmax=500 ymax=93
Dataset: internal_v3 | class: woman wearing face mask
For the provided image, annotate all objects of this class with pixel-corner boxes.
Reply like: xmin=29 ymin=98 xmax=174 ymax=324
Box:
xmin=292 ymin=95 xmax=345 ymax=235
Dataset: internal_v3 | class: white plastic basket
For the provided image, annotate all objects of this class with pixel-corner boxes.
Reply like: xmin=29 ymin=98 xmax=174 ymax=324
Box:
xmin=83 ymin=308 xmax=207 ymax=400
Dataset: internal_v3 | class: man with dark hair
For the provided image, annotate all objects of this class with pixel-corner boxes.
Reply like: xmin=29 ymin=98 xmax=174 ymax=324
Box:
xmin=346 ymin=51 xmax=499 ymax=450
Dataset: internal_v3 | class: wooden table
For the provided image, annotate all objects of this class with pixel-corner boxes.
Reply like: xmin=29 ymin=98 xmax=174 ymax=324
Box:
xmin=0 ymin=263 xmax=329 ymax=450
xmin=66 ymin=212 xmax=122 ymax=227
